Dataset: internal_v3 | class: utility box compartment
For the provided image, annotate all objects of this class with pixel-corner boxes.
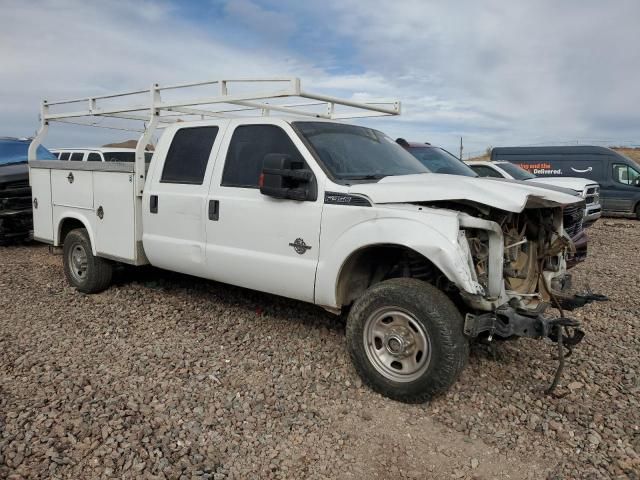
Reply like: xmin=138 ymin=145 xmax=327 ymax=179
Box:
xmin=29 ymin=168 xmax=54 ymax=242
xmin=51 ymin=169 xmax=93 ymax=209
xmin=93 ymin=171 xmax=136 ymax=261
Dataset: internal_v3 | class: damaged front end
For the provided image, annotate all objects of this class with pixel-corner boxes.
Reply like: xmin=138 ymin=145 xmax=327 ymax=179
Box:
xmin=452 ymin=202 xmax=605 ymax=349
xmin=445 ymin=201 xmax=609 ymax=392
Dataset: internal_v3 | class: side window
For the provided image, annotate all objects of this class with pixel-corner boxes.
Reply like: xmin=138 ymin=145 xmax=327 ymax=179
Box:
xmin=69 ymin=152 xmax=84 ymax=161
xmin=59 ymin=152 xmax=70 ymax=160
xmin=87 ymin=153 xmax=102 ymax=162
xmin=613 ymin=163 xmax=640 ymax=185
xmin=471 ymin=165 xmax=503 ymax=178
xmin=161 ymin=126 xmax=219 ymax=184
xmin=222 ymin=125 xmax=305 ymax=188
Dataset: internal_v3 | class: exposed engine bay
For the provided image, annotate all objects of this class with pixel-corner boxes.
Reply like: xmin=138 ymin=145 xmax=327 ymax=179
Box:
xmin=464 ymin=206 xmax=572 ymax=309
xmin=436 ymin=200 xmax=608 ymax=394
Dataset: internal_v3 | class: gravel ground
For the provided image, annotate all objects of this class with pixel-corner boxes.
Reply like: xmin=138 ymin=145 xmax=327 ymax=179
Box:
xmin=0 ymin=219 xmax=638 ymax=479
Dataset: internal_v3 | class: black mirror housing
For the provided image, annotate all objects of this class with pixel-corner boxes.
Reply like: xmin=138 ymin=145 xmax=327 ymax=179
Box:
xmin=260 ymin=153 xmax=317 ymax=201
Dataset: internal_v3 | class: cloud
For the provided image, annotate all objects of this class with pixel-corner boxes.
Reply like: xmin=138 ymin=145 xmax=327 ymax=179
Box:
xmin=1 ymin=0 xmax=639 ymax=154
xmin=308 ymin=0 xmax=640 ymax=151
xmin=0 ymin=0 xmax=314 ymax=146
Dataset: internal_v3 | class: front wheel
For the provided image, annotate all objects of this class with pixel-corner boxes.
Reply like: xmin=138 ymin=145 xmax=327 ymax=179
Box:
xmin=346 ymin=278 xmax=469 ymax=403
xmin=635 ymin=203 xmax=640 ymax=220
xmin=63 ymin=228 xmax=113 ymax=293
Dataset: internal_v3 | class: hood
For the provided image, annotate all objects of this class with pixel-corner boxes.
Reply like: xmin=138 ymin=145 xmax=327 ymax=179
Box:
xmin=348 ymin=173 xmax=583 ymax=213
xmin=525 ymin=176 xmax=596 ymax=191
xmin=0 ymin=162 xmax=29 ymax=184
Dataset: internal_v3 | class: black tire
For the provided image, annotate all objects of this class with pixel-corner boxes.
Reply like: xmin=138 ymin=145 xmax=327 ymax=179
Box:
xmin=346 ymin=278 xmax=469 ymax=403
xmin=63 ymin=228 xmax=112 ymax=293
xmin=635 ymin=203 xmax=640 ymax=221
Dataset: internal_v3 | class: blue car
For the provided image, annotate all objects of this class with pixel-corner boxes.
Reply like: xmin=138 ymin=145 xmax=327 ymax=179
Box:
xmin=0 ymin=137 xmax=56 ymax=243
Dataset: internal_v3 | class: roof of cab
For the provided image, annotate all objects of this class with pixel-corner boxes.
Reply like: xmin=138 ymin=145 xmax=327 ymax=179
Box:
xmin=491 ymin=145 xmax=618 ymax=156
xmin=51 ymin=148 xmax=141 ymax=152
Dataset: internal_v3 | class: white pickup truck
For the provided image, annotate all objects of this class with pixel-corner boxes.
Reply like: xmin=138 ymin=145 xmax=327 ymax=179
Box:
xmin=28 ymin=78 xmax=594 ymax=402
xmin=466 ymin=160 xmax=602 ymax=225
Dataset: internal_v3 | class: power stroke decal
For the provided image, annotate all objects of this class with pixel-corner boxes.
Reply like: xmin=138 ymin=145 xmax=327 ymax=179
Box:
xmin=324 ymin=192 xmax=372 ymax=207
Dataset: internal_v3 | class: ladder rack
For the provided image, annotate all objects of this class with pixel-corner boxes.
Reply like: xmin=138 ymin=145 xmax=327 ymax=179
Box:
xmin=29 ymin=77 xmax=401 ymax=195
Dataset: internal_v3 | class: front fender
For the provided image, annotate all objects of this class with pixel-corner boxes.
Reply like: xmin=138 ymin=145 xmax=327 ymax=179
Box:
xmin=314 ymin=213 xmax=482 ymax=308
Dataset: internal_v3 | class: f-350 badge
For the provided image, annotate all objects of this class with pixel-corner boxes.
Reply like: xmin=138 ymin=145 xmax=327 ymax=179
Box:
xmin=289 ymin=238 xmax=312 ymax=255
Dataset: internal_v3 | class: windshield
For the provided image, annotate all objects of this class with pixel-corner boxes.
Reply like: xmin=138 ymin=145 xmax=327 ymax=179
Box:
xmin=498 ymin=162 xmax=536 ymax=180
xmin=294 ymin=122 xmax=429 ymax=181
xmin=0 ymin=140 xmax=56 ymax=165
xmin=407 ymin=146 xmax=477 ymax=177
xmin=103 ymin=151 xmax=153 ymax=162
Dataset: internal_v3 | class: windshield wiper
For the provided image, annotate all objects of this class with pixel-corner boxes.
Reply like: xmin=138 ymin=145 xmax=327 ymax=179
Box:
xmin=340 ymin=173 xmax=388 ymax=180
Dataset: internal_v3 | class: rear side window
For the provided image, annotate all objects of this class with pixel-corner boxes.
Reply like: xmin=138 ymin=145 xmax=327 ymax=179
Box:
xmin=613 ymin=163 xmax=640 ymax=185
xmin=222 ymin=125 xmax=304 ymax=188
xmin=161 ymin=126 xmax=218 ymax=184
xmin=59 ymin=152 xmax=70 ymax=160
xmin=87 ymin=153 xmax=102 ymax=162
xmin=70 ymin=152 xmax=84 ymax=161
xmin=471 ymin=165 xmax=503 ymax=178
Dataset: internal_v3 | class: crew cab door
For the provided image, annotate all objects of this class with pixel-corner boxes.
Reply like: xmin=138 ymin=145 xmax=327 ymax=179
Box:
xmin=142 ymin=122 xmax=227 ymax=276
xmin=205 ymin=120 xmax=324 ymax=303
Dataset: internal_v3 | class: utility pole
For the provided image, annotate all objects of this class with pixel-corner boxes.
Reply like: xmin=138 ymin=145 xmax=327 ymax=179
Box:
xmin=459 ymin=137 xmax=463 ymax=160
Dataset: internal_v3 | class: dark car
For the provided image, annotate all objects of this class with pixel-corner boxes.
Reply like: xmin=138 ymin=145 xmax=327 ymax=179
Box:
xmin=0 ymin=138 xmax=56 ymax=243
xmin=398 ymin=139 xmax=588 ymax=268
xmin=491 ymin=145 xmax=640 ymax=219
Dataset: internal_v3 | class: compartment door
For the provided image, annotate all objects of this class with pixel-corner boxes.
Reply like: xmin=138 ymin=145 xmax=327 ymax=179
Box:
xmin=51 ymin=169 xmax=93 ymax=209
xmin=30 ymin=168 xmax=54 ymax=241
xmin=93 ymin=171 xmax=136 ymax=261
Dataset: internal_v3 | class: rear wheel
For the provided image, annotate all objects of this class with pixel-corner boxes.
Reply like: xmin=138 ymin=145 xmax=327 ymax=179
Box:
xmin=635 ymin=203 xmax=640 ymax=220
xmin=346 ymin=278 xmax=469 ymax=403
xmin=63 ymin=228 xmax=112 ymax=293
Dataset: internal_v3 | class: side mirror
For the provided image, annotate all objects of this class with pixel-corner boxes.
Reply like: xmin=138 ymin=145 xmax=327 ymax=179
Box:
xmin=259 ymin=153 xmax=317 ymax=201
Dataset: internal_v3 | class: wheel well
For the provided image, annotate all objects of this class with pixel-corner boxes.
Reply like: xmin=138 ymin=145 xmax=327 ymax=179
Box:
xmin=58 ymin=218 xmax=86 ymax=245
xmin=335 ymin=244 xmax=454 ymax=308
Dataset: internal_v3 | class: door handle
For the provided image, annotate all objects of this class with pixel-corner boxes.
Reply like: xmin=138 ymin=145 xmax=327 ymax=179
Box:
xmin=150 ymin=195 xmax=158 ymax=214
xmin=208 ymin=200 xmax=219 ymax=221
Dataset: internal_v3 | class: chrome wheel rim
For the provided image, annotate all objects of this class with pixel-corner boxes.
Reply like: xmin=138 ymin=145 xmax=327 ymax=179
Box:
xmin=363 ymin=307 xmax=431 ymax=383
xmin=68 ymin=243 xmax=88 ymax=282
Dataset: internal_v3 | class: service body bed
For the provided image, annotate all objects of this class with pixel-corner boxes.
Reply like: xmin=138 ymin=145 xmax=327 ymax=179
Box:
xmin=28 ymin=160 xmax=147 ymax=265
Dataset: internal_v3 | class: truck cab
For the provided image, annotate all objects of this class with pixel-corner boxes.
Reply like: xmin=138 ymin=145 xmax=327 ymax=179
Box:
xmin=28 ymin=78 xmax=596 ymax=402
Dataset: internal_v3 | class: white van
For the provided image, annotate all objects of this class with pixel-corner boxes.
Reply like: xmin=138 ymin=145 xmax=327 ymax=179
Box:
xmin=51 ymin=148 xmax=153 ymax=163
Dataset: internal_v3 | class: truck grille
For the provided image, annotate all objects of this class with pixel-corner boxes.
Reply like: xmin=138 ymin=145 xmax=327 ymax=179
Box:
xmin=563 ymin=205 xmax=584 ymax=238
xmin=584 ymin=185 xmax=599 ymax=205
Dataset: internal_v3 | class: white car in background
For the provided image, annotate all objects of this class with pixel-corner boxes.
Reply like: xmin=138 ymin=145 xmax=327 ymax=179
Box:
xmin=51 ymin=148 xmax=153 ymax=163
xmin=466 ymin=160 xmax=602 ymax=225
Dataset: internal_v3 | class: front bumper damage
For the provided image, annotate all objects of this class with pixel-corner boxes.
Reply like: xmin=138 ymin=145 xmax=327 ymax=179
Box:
xmin=464 ymin=303 xmax=584 ymax=345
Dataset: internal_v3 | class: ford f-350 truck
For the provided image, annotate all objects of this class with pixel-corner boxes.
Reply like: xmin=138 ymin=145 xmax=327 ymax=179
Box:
xmin=29 ymin=78 xmax=593 ymax=402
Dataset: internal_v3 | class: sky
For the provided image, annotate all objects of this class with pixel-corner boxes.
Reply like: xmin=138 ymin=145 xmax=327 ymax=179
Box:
xmin=1 ymin=0 xmax=639 ymax=156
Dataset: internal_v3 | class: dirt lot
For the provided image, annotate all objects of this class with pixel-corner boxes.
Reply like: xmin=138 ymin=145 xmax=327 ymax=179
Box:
xmin=1 ymin=220 xmax=638 ymax=479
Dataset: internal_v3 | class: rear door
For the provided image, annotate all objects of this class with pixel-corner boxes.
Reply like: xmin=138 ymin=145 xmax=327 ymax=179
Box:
xmin=204 ymin=119 xmax=324 ymax=303
xmin=142 ymin=122 xmax=227 ymax=276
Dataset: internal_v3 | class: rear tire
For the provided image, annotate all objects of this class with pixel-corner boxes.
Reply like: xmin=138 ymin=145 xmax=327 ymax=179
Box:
xmin=635 ymin=203 xmax=640 ymax=220
xmin=63 ymin=228 xmax=112 ymax=293
xmin=346 ymin=278 xmax=469 ymax=403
